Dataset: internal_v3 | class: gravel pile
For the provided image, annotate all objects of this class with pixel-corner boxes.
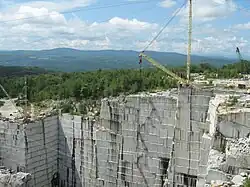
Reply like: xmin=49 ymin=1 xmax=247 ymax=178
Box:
xmin=208 ymin=149 xmax=225 ymax=169
xmin=0 ymin=168 xmax=31 ymax=187
xmin=227 ymin=137 xmax=250 ymax=157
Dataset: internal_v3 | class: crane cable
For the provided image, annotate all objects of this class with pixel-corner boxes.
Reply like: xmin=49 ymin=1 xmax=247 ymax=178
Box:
xmin=138 ymin=0 xmax=187 ymax=89
xmin=0 ymin=84 xmax=23 ymax=116
xmin=0 ymin=0 xmax=154 ymax=24
xmin=141 ymin=0 xmax=188 ymax=53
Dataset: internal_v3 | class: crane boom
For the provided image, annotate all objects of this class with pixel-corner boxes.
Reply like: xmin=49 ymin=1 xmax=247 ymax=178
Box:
xmin=138 ymin=0 xmax=193 ymax=87
xmin=139 ymin=53 xmax=187 ymax=84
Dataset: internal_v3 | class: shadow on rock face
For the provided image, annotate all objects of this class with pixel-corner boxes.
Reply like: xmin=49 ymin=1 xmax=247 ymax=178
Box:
xmin=51 ymin=172 xmax=59 ymax=187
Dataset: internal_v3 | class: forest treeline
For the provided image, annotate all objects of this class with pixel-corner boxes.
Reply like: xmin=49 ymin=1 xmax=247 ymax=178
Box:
xmin=0 ymin=66 xmax=50 ymax=77
xmin=0 ymin=60 xmax=249 ymax=102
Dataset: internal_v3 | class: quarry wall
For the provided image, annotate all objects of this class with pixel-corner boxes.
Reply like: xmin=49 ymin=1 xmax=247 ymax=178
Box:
xmin=25 ymin=116 xmax=59 ymax=186
xmin=57 ymin=87 xmax=214 ymax=187
xmin=0 ymin=117 xmax=59 ymax=187
xmin=0 ymin=120 xmax=26 ymax=171
xmin=0 ymin=87 xmax=250 ymax=186
xmin=58 ymin=115 xmax=82 ymax=187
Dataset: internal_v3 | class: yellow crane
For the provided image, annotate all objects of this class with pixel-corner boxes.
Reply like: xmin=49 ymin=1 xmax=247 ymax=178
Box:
xmin=139 ymin=52 xmax=188 ymax=85
xmin=139 ymin=0 xmax=193 ymax=87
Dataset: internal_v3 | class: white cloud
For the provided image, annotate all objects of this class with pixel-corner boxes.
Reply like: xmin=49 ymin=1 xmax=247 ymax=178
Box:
xmin=108 ymin=17 xmax=157 ymax=31
xmin=0 ymin=5 xmax=160 ymax=50
xmin=158 ymin=0 xmax=176 ymax=8
xmin=178 ymin=0 xmax=237 ymax=22
xmin=135 ymin=40 xmax=161 ymax=51
xmin=0 ymin=4 xmax=248 ymax=57
xmin=233 ymin=22 xmax=250 ymax=30
xmin=15 ymin=6 xmax=67 ymax=25
xmin=9 ymin=0 xmax=94 ymax=12
xmin=0 ymin=0 xmax=249 ymax=57
xmin=189 ymin=34 xmax=249 ymax=55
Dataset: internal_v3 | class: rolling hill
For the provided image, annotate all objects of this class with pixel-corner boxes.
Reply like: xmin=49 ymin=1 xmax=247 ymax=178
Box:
xmin=0 ymin=48 xmax=235 ymax=72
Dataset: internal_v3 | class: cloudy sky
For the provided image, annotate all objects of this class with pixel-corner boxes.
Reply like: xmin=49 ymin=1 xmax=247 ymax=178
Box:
xmin=0 ymin=0 xmax=249 ymax=57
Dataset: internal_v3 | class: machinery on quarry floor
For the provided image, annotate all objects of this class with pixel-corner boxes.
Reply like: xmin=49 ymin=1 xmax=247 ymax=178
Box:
xmin=236 ymin=47 xmax=248 ymax=76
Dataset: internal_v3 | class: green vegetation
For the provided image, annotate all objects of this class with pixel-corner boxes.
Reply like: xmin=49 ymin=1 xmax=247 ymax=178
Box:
xmin=0 ymin=65 xmax=50 ymax=77
xmin=0 ymin=60 xmax=249 ymax=104
xmin=226 ymin=96 xmax=238 ymax=107
xmin=173 ymin=60 xmax=250 ymax=79
xmin=244 ymin=178 xmax=250 ymax=187
xmin=0 ymin=68 xmax=177 ymax=102
xmin=200 ymin=60 xmax=250 ymax=79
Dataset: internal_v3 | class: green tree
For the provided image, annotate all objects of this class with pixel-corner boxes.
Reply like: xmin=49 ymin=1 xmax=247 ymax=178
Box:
xmin=244 ymin=178 xmax=250 ymax=187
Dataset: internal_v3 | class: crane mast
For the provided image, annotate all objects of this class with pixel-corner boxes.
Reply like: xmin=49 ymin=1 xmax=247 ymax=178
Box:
xmin=187 ymin=0 xmax=192 ymax=82
xmin=138 ymin=0 xmax=193 ymax=87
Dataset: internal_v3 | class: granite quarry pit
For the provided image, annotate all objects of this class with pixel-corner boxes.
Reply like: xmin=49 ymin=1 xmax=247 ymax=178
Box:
xmin=0 ymin=87 xmax=250 ymax=187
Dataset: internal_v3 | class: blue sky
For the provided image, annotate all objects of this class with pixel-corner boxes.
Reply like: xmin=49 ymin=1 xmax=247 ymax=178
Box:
xmin=0 ymin=0 xmax=249 ymax=58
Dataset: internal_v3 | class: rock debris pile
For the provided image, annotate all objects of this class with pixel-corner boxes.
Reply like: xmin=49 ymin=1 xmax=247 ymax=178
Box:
xmin=207 ymin=137 xmax=250 ymax=187
xmin=0 ymin=167 xmax=31 ymax=187
xmin=208 ymin=149 xmax=225 ymax=170
xmin=210 ymin=172 xmax=249 ymax=187
xmin=227 ymin=137 xmax=250 ymax=157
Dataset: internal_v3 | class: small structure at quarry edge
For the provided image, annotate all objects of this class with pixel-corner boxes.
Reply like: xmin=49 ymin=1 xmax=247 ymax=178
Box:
xmin=0 ymin=86 xmax=250 ymax=187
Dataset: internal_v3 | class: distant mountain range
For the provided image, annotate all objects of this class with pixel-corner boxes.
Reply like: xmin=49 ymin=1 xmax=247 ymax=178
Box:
xmin=0 ymin=48 xmax=236 ymax=72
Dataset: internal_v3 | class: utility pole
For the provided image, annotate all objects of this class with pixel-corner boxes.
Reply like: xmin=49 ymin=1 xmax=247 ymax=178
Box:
xmin=187 ymin=0 xmax=192 ymax=82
